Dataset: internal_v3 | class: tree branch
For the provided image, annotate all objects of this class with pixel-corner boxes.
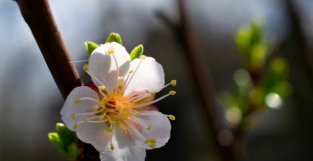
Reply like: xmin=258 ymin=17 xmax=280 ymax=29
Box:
xmin=16 ymin=0 xmax=82 ymax=97
xmin=16 ymin=1 xmax=100 ymax=161
xmin=285 ymin=0 xmax=313 ymax=91
xmin=177 ymin=0 xmax=234 ymax=161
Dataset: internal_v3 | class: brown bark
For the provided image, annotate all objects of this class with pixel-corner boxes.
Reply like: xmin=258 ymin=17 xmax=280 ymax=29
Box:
xmin=16 ymin=0 xmax=82 ymax=97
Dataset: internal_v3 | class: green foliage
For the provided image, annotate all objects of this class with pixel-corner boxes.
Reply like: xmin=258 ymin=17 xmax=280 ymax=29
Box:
xmin=263 ymin=57 xmax=291 ymax=98
xmin=130 ymin=44 xmax=144 ymax=61
xmin=84 ymin=41 xmax=99 ymax=56
xmin=105 ymin=32 xmax=123 ymax=45
xmin=219 ymin=19 xmax=291 ymax=128
xmin=48 ymin=123 xmax=81 ymax=161
xmin=235 ymin=20 xmax=268 ymax=70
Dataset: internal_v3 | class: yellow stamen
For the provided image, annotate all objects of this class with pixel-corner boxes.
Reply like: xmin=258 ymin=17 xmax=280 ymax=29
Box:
xmin=144 ymin=138 xmax=157 ymax=148
xmin=71 ymin=113 xmax=76 ymax=120
xmin=110 ymin=143 xmax=115 ymax=151
xmin=147 ymin=125 xmax=153 ymax=130
xmin=171 ymin=80 xmax=177 ymax=86
xmin=140 ymin=55 xmax=146 ymax=60
xmin=123 ymin=130 xmax=128 ymax=135
xmin=98 ymin=85 xmax=106 ymax=91
xmin=83 ymin=64 xmax=89 ymax=71
xmin=108 ymin=49 xmax=115 ymax=55
xmin=169 ymin=90 xmax=176 ymax=95
xmin=73 ymin=123 xmax=78 ymax=129
xmin=75 ymin=98 xmax=81 ymax=104
xmin=168 ymin=114 xmax=176 ymax=121
xmin=100 ymin=98 xmax=107 ymax=105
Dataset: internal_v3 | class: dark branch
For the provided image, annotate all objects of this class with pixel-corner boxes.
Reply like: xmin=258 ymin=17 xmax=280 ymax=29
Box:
xmin=16 ymin=0 xmax=82 ymax=97
xmin=285 ymin=0 xmax=313 ymax=91
xmin=176 ymin=0 xmax=234 ymax=161
xmin=16 ymin=1 xmax=100 ymax=161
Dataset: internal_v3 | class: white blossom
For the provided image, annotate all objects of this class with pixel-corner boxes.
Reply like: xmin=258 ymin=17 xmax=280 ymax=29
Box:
xmin=61 ymin=42 xmax=176 ymax=161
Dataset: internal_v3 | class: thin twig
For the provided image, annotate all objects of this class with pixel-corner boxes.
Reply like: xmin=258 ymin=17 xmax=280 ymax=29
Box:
xmin=16 ymin=0 xmax=82 ymax=97
xmin=16 ymin=1 xmax=100 ymax=161
xmin=177 ymin=0 xmax=234 ymax=161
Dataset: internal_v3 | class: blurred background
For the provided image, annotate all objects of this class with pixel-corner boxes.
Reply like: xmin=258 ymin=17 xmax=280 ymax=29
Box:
xmin=1 ymin=0 xmax=313 ymax=161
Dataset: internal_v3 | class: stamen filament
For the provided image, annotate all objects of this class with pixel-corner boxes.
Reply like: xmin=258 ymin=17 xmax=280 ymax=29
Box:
xmin=132 ymin=90 xmax=176 ymax=109
xmin=75 ymin=108 xmax=105 ymax=116
xmin=122 ymin=59 xmax=143 ymax=93
xmin=111 ymin=54 xmax=120 ymax=93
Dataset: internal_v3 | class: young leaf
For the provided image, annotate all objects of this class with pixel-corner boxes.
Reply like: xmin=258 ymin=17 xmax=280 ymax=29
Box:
xmin=48 ymin=132 xmax=63 ymax=151
xmin=130 ymin=44 xmax=144 ymax=61
xmin=105 ymin=32 xmax=123 ymax=45
xmin=55 ymin=123 xmax=76 ymax=151
xmin=84 ymin=41 xmax=98 ymax=55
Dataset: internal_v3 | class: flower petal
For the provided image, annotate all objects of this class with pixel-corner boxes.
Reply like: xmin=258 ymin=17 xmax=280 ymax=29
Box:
xmin=128 ymin=110 xmax=171 ymax=149
xmin=76 ymin=123 xmax=111 ymax=151
xmin=100 ymin=146 xmax=146 ymax=161
xmin=89 ymin=42 xmax=130 ymax=93
xmin=112 ymin=126 xmax=134 ymax=149
xmin=60 ymin=86 xmax=99 ymax=131
xmin=123 ymin=57 xmax=165 ymax=97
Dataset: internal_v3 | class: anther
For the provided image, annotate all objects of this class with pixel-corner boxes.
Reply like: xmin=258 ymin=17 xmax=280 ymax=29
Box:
xmin=71 ymin=113 xmax=76 ymax=120
xmin=144 ymin=138 xmax=157 ymax=148
xmin=123 ymin=130 xmax=129 ymax=135
xmin=171 ymin=80 xmax=177 ymax=86
xmin=83 ymin=64 xmax=89 ymax=71
xmin=73 ymin=123 xmax=78 ymax=129
xmin=75 ymin=98 xmax=81 ymax=104
xmin=108 ymin=49 xmax=115 ymax=55
xmin=169 ymin=90 xmax=176 ymax=95
xmin=147 ymin=125 xmax=153 ymax=130
xmin=168 ymin=114 xmax=176 ymax=121
xmin=110 ymin=143 xmax=115 ymax=151
xmin=98 ymin=85 xmax=106 ymax=91
xmin=140 ymin=55 xmax=146 ymax=60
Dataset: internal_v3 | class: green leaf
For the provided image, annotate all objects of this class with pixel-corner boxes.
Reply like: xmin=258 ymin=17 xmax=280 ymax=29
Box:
xmin=84 ymin=41 xmax=98 ymax=55
xmin=249 ymin=43 xmax=267 ymax=70
xmin=48 ymin=123 xmax=81 ymax=161
xmin=105 ymin=32 xmax=123 ymax=45
xmin=235 ymin=19 xmax=264 ymax=57
xmin=67 ymin=143 xmax=82 ymax=161
xmin=130 ymin=44 xmax=144 ymax=61
xmin=48 ymin=132 xmax=63 ymax=151
xmin=235 ymin=26 xmax=253 ymax=55
xmin=55 ymin=123 xmax=76 ymax=152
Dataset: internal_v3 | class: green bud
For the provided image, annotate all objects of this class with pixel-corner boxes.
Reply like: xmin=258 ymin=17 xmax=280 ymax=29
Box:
xmin=48 ymin=123 xmax=81 ymax=161
xmin=84 ymin=41 xmax=98 ymax=56
xmin=130 ymin=44 xmax=144 ymax=61
xmin=55 ymin=123 xmax=76 ymax=150
xmin=105 ymin=32 xmax=123 ymax=45
xmin=48 ymin=132 xmax=63 ymax=151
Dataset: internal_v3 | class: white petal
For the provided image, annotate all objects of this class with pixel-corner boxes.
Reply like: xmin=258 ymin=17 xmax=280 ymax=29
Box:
xmin=128 ymin=110 xmax=171 ymax=149
xmin=100 ymin=146 xmax=146 ymax=161
xmin=89 ymin=42 xmax=130 ymax=93
xmin=124 ymin=57 xmax=164 ymax=96
xmin=76 ymin=123 xmax=111 ymax=152
xmin=112 ymin=126 xmax=134 ymax=149
xmin=60 ymin=86 xmax=99 ymax=131
xmin=123 ymin=57 xmax=165 ymax=97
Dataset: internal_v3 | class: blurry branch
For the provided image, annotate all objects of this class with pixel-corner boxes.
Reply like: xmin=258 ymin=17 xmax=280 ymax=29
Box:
xmin=16 ymin=0 xmax=82 ymax=97
xmin=285 ymin=0 xmax=313 ymax=91
xmin=16 ymin=1 xmax=99 ymax=161
xmin=156 ymin=0 xmax=234 ymax=161
xmin=225 ymin=20 xmax=290 ymax=157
